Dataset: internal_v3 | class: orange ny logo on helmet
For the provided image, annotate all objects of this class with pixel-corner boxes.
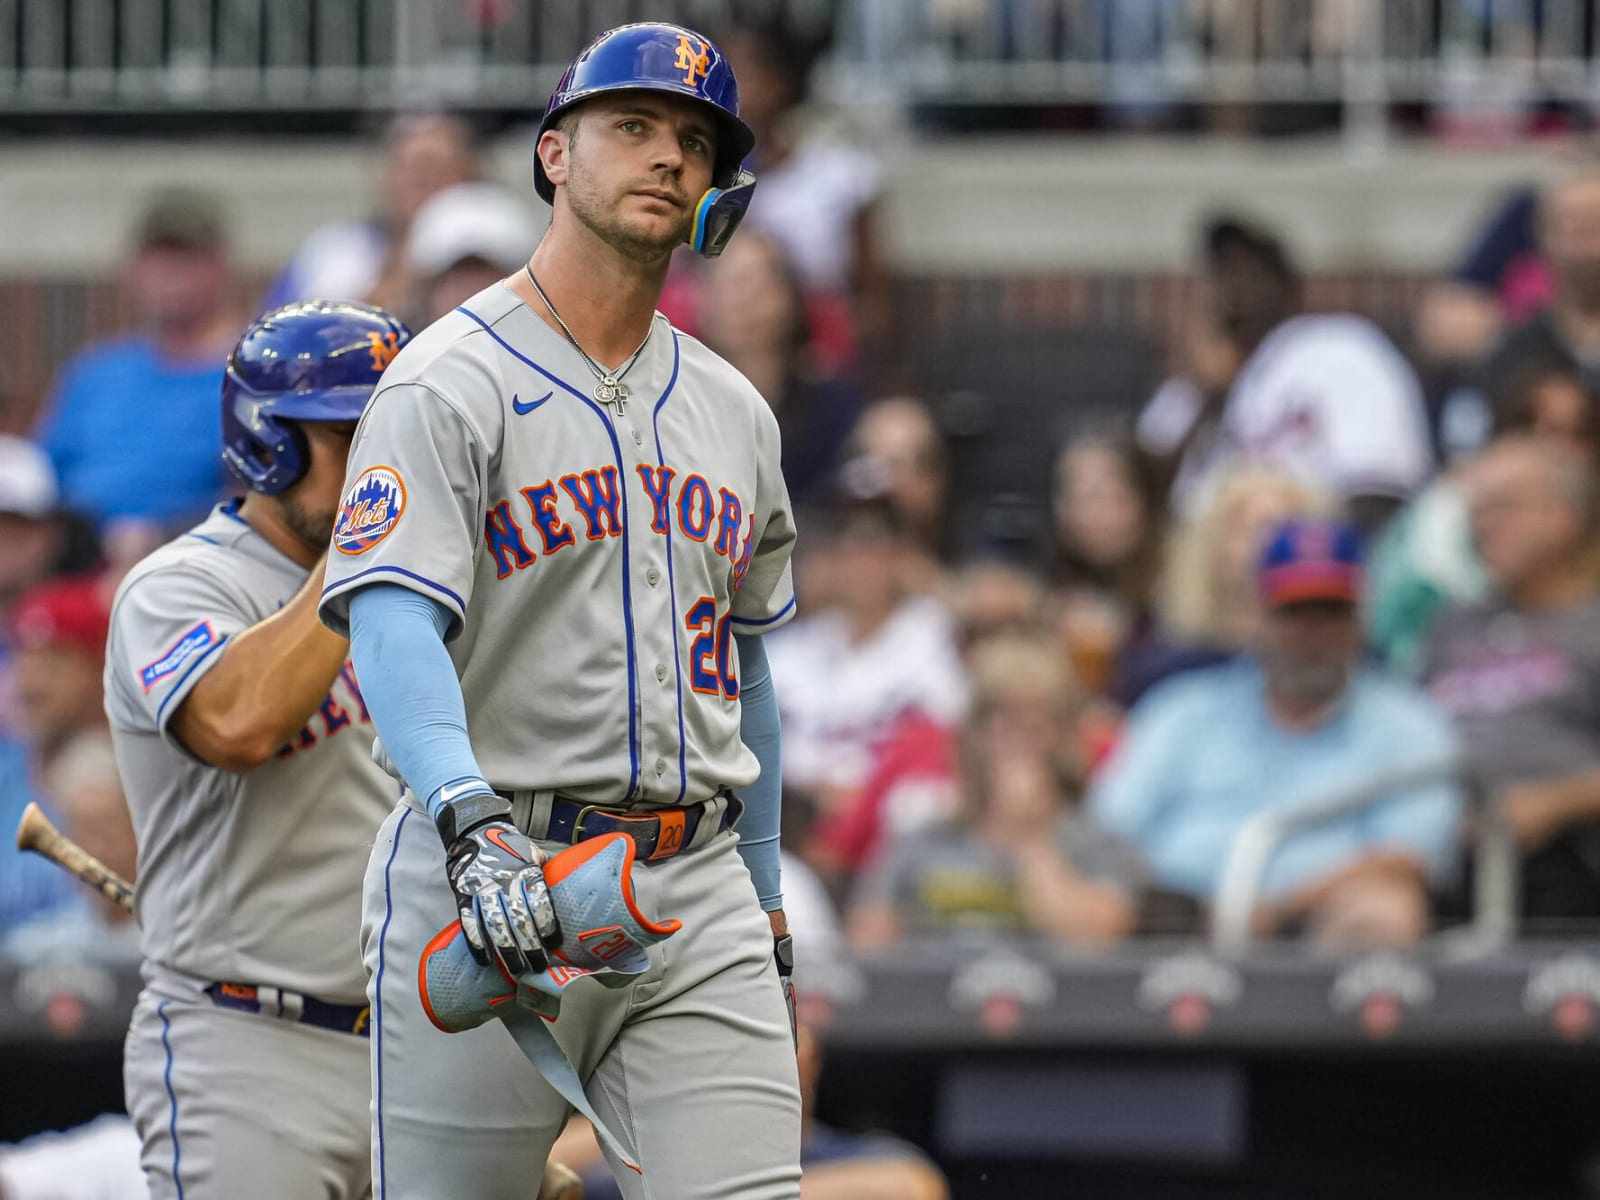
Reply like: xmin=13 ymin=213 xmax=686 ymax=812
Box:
xmin=367 ymin=331 xmax=400 ymax=372
xmin=674 ymin=34 xmax=711 ymax=87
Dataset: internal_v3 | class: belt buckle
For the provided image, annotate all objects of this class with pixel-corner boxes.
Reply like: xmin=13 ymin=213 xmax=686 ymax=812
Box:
xmin=571 ymin=804 xmax=604 ymax=842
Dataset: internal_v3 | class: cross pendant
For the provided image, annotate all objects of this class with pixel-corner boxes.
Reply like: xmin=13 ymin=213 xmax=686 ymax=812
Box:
xmin=594 ymin=378 xmax=628 ymax=416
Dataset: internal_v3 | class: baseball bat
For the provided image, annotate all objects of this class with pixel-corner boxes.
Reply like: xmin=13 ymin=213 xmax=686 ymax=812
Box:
xmin=538 ymin=1162 xmax=583 ymax=1200
xmin=15 ymin=801 xmax=134 ymax=912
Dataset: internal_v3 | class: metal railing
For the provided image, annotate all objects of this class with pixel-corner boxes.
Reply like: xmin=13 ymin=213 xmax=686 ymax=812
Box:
xmin=0 ymin=0 xmax=839 ymax=111
xmin=5 ymin=0 xmax=1600 ymax=135
xmin=1211 ymin=755 xmax=1519 ymax=958
xmin=3 ymin=0 xmax=1600 ymax=131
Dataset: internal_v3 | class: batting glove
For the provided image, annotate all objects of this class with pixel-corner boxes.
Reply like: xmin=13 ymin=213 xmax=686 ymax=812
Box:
xmin=436 ymin=790 xmax=563 ymax=976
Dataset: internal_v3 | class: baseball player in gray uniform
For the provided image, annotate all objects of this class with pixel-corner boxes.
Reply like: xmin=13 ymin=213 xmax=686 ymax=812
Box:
xmin=316 ymin=21 xmax=802 ymax=1200
xmin=108 ymin=302 xmax=412 ymax=1198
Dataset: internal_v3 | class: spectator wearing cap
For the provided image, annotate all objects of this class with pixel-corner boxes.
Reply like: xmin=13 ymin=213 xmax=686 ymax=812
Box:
xmin=32 ymin=188 xmax=242 ymax=537
xmin=1132 ymin=466 xmax=1334 ymax=704
xmin=1419 ymin=435 xmax=1600 ymax=922
xmin=8 ymin=575 xmax=112 ymax=773
xmin=1089 ymin=518 xmax=1463 ymax=948
xmin=0 ymin=436 xmax=76 ymax=620
xmin=1139 ymin=215 xmax=1433 ymax=533
xmin=0 ymin=576 xmax=112 ymax=941
xmin=264 ymin=112 xmax=481 ymax=314
xmin=404 ymin=181 xmax=540 ymax=328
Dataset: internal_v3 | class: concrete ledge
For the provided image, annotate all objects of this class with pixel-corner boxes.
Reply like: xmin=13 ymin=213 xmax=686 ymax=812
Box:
xmin=0 ymin=133 xmax=1561 ymax=275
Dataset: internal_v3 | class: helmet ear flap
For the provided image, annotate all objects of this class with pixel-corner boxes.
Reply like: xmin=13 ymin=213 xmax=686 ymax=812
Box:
xmin=222 ymin=393 xmax=308 ymax=496
xmin=690 ymin=170 xmax=756 ymax=258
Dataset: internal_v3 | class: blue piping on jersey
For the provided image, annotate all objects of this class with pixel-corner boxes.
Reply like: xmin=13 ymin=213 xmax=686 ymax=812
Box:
xmin=323 ymin=565 xmax=467 ymax=625
xmin=157 ymin=1000 xmax=187 ymax=1200
xmin=185 ymin=533 xmax=220 ymax=546
xmin=154 ymin=634 xmax=231 ymax=728
xmin=654 ymin=335 xmax=688 ymax=803
xmin=373 ymin=806 xmax=411 ymax=1200
xmin=455 ymin=305 xmax=642 ymax=799
xmin=730 ymin=595 xmax=797 ymax=629
xmin=219 ymin=497 xmax=248 ymax=525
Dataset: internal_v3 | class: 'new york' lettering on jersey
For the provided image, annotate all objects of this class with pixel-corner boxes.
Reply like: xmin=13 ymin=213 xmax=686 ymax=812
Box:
xmin=480 ymin=462 xmax=753 ymax=586
xmin=320 ymin=283 xmax=797 ymax=810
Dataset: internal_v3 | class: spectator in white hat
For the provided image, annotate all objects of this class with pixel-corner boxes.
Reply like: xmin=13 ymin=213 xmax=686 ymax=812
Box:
xmin=405 ymin=181 xmax=542 ymax=327
xmin=0 ymin=436 xmax=73 ymax=616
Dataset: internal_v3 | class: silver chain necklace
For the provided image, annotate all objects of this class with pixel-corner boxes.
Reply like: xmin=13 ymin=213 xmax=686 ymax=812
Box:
xmin=525 ymin=265 xmax=649 ymax=416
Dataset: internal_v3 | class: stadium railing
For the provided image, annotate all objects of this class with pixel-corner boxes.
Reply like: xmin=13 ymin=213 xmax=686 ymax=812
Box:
xmin=6 ymin=0 xmax=1600 ymax=146
xmin=1211 ymin=755 xmax=1519 ymax=958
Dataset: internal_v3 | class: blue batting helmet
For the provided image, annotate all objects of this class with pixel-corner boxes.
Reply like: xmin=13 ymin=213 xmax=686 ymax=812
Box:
xmin=534 ymin=23 xmax=757 ymax=250
xmin=221 ymin=301 xmax=411 ymax=496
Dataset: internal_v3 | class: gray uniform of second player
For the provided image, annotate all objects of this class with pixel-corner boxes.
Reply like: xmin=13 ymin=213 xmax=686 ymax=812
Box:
xmin=319 ymin=282 xmax=802 ymax=1199
xmin=109 ymin=501 xmax=395 ymax=1199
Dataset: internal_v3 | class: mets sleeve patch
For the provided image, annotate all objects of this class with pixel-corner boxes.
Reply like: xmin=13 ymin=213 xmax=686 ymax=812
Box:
xmin=334 ymin=465 xmax=407 ymax=555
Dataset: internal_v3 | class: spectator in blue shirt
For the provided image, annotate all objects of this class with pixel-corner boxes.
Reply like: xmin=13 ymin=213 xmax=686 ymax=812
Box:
xmin=33 ymin=189 xmax=242 ymax=538
xmin=1089 ymin=518 xmax=1464 ymax=947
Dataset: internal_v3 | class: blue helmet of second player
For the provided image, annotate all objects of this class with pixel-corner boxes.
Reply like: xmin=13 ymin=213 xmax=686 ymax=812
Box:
xmin=221 ymin=300 xmax=412 ymax=496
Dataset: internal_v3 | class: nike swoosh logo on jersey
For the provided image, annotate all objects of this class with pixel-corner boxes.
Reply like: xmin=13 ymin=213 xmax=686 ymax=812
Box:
xmin=511 ymin=391 xmax=552 ymax=415
xmin=440 ymin=780 xmax=488 ymax=803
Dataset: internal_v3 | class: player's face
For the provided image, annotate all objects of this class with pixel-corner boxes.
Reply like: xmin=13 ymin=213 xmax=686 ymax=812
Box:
xmin=280 ymin=420 xmax=359 ymax=551
xmin=557 ymin=96 xmax=718 ymax=263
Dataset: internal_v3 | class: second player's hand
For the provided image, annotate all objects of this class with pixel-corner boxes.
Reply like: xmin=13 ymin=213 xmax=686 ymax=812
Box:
xmin=445 ymin=820 xmax=563 ymax=976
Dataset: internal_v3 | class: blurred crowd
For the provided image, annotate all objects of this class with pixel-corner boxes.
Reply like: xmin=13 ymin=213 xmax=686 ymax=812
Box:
xmin=8 ymin=12 xmax=1600 ymax=994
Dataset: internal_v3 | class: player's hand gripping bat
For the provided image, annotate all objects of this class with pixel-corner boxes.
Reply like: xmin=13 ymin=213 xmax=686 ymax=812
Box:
xmin=15 ymin=800 xmax=134 ymax=912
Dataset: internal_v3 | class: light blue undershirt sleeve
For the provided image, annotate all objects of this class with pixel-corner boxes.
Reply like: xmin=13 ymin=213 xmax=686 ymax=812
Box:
xmin=348 ymin=583 xmax=490 ymax=823
xmin=733 ymin=632 xmax=783 ymax=911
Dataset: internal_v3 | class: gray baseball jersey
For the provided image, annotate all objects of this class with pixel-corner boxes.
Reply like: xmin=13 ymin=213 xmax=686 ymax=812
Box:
xmin=319 ymin=282 xmax=798 ymax=802
xmin=106 ymin=500 xmax=397 ymax=1003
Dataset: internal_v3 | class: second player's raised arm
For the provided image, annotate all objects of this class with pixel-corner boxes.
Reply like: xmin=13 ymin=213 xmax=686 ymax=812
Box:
xmin=169 ymin=555 xmax=352 ymax=772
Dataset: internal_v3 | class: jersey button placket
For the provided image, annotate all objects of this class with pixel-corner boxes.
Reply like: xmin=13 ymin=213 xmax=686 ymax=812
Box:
xmin=630 ymin=431 xmax=677 ymax=802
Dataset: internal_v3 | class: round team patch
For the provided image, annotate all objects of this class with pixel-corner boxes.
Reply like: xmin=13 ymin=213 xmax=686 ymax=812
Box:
xmin=334 ymin=465 xmax=407 ymax=555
